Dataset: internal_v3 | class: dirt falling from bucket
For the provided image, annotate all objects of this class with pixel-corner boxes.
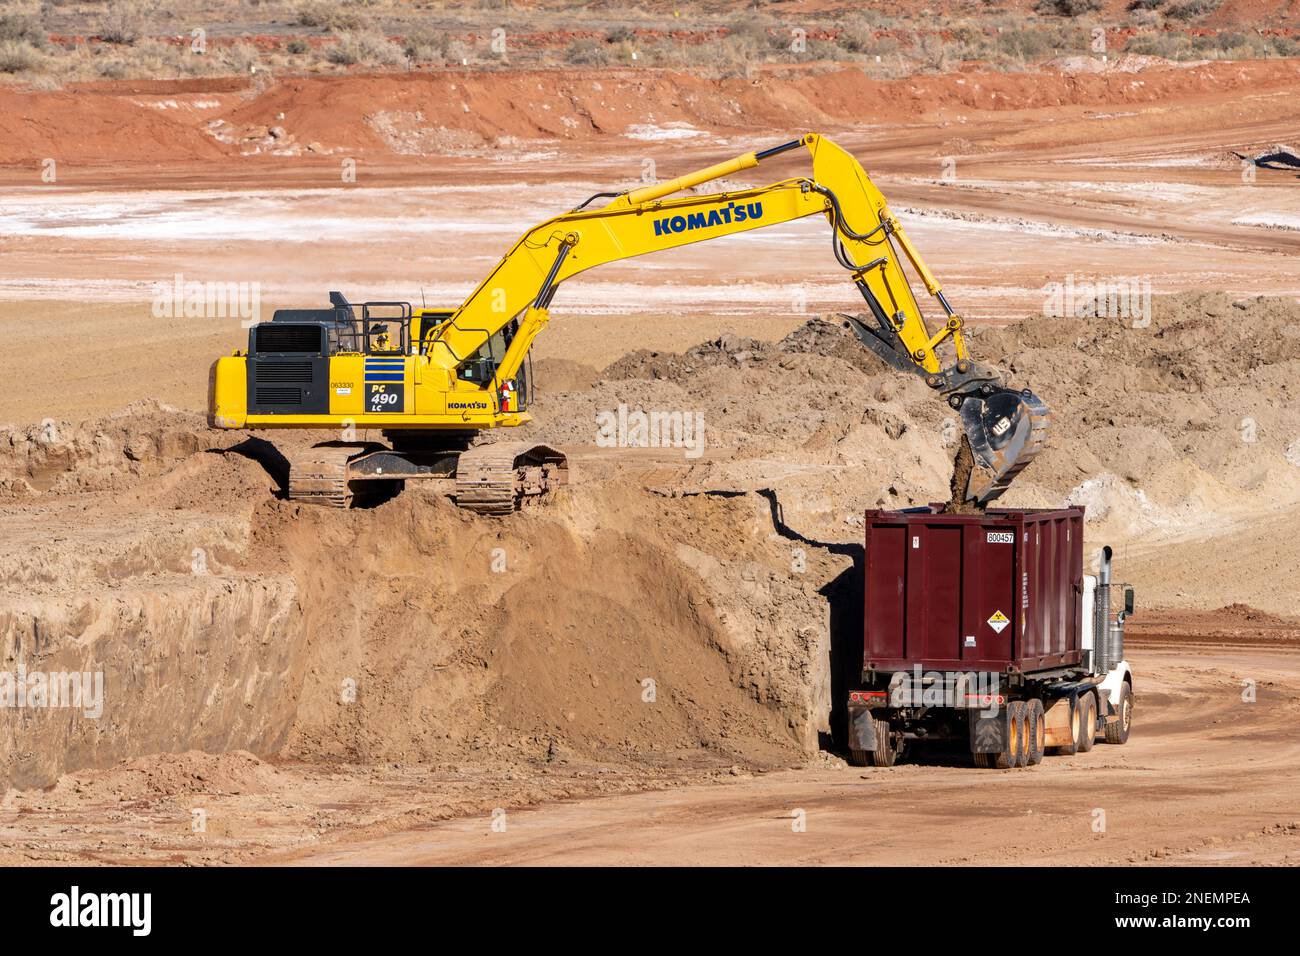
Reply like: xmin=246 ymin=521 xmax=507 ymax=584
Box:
xmin=943 ymin=436 xmax=984 ymax=515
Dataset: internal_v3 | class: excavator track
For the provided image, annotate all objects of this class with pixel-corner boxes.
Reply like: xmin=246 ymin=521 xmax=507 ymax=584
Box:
xmin=286 ymin=440 xmax=570 ymax=514
xmin=285 ymin=442 xmax=376 ymax=509
xmin=454 ymin=442 xmax=570 ymax=516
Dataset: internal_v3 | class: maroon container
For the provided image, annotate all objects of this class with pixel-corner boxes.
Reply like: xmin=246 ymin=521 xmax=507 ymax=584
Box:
xmin=862 ymin=506 xmax=1084 ymax=676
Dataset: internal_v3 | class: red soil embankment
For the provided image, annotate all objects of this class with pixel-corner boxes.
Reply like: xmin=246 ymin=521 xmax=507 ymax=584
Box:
xmin=4 ymin=58 xmax=1300 ymax=167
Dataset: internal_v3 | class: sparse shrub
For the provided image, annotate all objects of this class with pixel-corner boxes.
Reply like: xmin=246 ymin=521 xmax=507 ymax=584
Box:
xmin=1271 ymin=35 xmax=1300 ymax=56
xmin=837 ymin=16 xmax=899 ymax=58
xmin=0 ymin=38 xmax=41 ymax=72
xmin=403 ymin=29 xmax=448 ymax=62
xmin=100 ymin=1 xmax=144 ymax=45
xmin=96 ymin=58 xmax=127 ymax=79
xmin=1165 ymin=0 xmax=1222 ymax=19
xmin=994 ymin=27 xmax=1055 ymax=59
xmin=564 ymin=37 xmax=614 ymax=67
xmin=1126 ymin=31 xmax=1192 ymax=58
xmin=1035 ymin=0 xmax=1103 ymax=15
xmin=222 ymin=41 xmax=263 ymax=74
xmin=445 ymin=38 xmax=471 ymax=65
xmin=286 ymin=38 xmax=310 ymax=55
xmin=297 ymin=1 xmax=368 ymax=32
xmin=22 ymin=73 xmax=61 ymax=91
xmin=327 ymin=29 xmax=403 ymax=67
xmin=728 ymin=20 xmax=781 ymax=55
xmin=0 ymin=11 xmax=48 ymax=49
xmin=913 ymin=34 xmax=957 ymax=72
xmin=128 ymin=37 xmax=188 ymax=77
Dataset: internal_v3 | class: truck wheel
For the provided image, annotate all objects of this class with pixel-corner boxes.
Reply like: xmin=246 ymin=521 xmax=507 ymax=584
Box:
xmin=994 ymin=701 xmax=1026 ymax=769
xmin=868 ymin=719 xmax=898 ymax=767
xmin=1012 ymin=701 xmax=1030 ymax=768
xmin=847 ymin=750 xmax=870 ymax=767
xmin=1050 ymin=697 xmax=1080 ymax=756
xmin=1077 ymin=693 xmax=1097 ymax=753
xmin=972 ymin=752 xmax=992 ymax=769
xmin=1025 ymin=699 xmax=1045 ymax=766
xmin=1104 ymin=682 xmax=1133 ymax=745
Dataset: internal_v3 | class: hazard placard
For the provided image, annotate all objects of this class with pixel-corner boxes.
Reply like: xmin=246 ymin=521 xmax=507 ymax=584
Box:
xmin=987 ymin=610 xmax=1010 ymax=634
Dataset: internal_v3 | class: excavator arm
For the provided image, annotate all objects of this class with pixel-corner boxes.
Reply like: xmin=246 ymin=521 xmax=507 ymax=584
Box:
xmin=427 ymin=133 xmax=1049 ymax=504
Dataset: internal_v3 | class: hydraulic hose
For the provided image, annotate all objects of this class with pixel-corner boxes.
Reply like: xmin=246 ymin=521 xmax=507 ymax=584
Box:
xmin=812 ymin=183 xmax=889 ymax=245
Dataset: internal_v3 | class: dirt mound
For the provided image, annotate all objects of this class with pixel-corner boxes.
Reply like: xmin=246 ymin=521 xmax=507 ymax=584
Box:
xmin=548 ymin=316 xmax=943 ymax=485
xmin=45 ymin=750 xmax=285 ymax=802
xmin=1126 ymin=604 xmax=1300 ymax=647
xmin=603 ymin=316 xmax=882 ymax=382
xmin=1 ymin=431 xmax=846 ymax=788
xmin=257 ymin=483 xmax=831 ymax=771
xmin=0 ymin=400 xmax=210 ymax=498
xmin=976 ymin=291 xmax=1300 ymax=531
xmin=525 ymin=292 xmax=1300 ymax=540
xmin=0 ymin=87 xmax=229 ymax=167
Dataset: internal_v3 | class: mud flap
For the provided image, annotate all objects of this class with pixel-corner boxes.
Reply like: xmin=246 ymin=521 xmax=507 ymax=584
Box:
xmin=1043 ymin=694 xmax=1077 ymax=749
xmin=969 ymin=709 xmax=1008 ymax=754
xmin=847 ymin=707 xmax=878 ymax=752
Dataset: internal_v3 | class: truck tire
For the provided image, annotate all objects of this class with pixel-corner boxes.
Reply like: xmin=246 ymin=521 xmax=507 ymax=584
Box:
xmin=1012 ymin=701 xmax=1030 ymax=768
xmin=868 ymin=719 xmax=898 ymax=767
xmin=1050 ymin=697 xmax=1080 ymax=756
xmin=1104 ymin=681 xmax=1133 ymax=745
xmin=847 ymin=750 xmax=870 ymax=767
xmin=1025 ymin=699 xmax=1045 ymax=766
xmin=1077 ymin=693 xmax=1097 ymax=753
xmin=995 ymin=701 xmax=1026 ymax=769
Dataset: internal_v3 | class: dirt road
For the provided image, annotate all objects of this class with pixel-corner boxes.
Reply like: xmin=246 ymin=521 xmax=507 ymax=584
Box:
xmin=273 ymin=648 xmax=1300 ymax=867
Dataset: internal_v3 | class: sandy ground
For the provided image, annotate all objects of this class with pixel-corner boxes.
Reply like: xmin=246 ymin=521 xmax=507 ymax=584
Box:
xmin=4 ymin=59 xmax=1300 ymax=866
xmin=271 ymin=648 xmax=1300 ymax=868
xmin=3 ymin=644 xmax=1295 ymax=866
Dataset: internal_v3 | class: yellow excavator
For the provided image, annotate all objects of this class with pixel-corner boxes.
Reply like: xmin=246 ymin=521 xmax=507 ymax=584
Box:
xmin=208 ymin=133 xmax=1049 ymax=514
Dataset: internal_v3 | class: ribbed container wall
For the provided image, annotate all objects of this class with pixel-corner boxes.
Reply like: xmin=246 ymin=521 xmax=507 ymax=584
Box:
xmin=862 ymin=506 xmax=1086 ymax=677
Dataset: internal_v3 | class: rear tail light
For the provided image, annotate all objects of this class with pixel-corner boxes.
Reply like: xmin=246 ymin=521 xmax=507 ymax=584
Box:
xmin=849 ymin=691 xmax=886 ymax=704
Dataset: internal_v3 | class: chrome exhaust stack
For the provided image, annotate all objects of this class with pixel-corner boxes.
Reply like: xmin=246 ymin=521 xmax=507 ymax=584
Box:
xmin=1095 ymin=546 xmax=1113 ymax=674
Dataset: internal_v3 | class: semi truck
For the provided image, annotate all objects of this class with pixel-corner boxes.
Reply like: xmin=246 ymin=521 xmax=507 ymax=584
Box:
xmin=847 ymin=506 xmax=1134 ymax=769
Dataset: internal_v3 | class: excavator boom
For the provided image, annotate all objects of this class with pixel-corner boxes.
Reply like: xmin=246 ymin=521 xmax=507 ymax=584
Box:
xmin=209 ymin=133 xmax=1050 ymax=510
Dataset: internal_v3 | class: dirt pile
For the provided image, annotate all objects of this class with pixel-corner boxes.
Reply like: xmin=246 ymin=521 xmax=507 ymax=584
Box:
xmin=44 ymin=750 xmax=286 ymax=802
xmin=531 ymin=314 xmax=953 ymax=529
xmin=1 ymin=407 xmax=848 ymax=788
xmin=528 ymin=293 xmax=1300 ymax=541
xmin=260 ymin=484 xmax=832 ymax=772
xmin=0 ymin=399 xmax=209 ymax=497
xmin=978 ymin=291 xmax=1300 ymax=533
xmin=0 ymin=86 xmax=230 ymax=167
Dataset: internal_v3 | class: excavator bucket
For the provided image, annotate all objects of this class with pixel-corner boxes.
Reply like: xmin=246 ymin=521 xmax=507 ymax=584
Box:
xmin=957 ymin=387 xmax=1051 ymax=505
xmin=839 ymin=312 xmax=1050 ymax=506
